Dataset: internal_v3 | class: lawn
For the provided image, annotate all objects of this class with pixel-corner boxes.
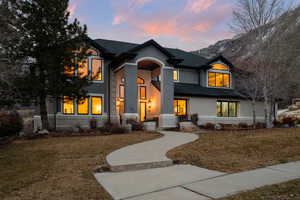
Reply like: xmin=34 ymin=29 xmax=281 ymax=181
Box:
xmin=0 ymin=132 xmax=160 ymax=200
xmin=167 ymin=128 xmax=300 ymax=173
xmin=221 ymin=178 xmax=300 ymax=200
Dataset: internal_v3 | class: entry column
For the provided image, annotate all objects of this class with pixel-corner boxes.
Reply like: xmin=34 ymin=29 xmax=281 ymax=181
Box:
xmin=159 ymin=66 xmax=177 ymax=128
xmin=123 ymin=64 xmax=138 ymax=125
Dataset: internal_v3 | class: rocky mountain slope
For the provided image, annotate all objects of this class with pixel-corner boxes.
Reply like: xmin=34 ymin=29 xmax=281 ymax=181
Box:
xmin=192 ymin=6 xmax=300 ymax=65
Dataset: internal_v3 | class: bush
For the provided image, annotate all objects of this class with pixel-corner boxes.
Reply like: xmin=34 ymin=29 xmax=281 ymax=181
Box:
xmin=238 ymin=122 xmax=249 ymax=129
xmin=0 ymin=111 xmax=23 ymax=138
xmin=110 ymin=126 xmax=128 ymax=134
xmin=126 ymin=119 xmax=144 ymax=131
xmin=191 ymin=114 xmax=198 ymax=125
xmin=203 ymin=122 xmax=215 ymax=130
xmin=273 ymin=120 xmax=283 ymax=128
xmin=178 ymin=115 xmax=189 ymax=122
xmin=282 ymin=117 xmax=296 ymax=127
xmin=256 ymin=122 xmax=266 ymax=129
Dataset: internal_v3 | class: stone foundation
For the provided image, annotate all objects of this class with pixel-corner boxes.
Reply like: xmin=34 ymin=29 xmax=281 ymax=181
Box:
xmin=159 ymin=114 xmax=177 ymax=128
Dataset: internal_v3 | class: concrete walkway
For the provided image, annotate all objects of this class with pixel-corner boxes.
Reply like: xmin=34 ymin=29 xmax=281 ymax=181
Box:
xmin=107 ymin=131 xmax=198 ymax=170
xmin=95 ymin=131 xmax=300 ymax=200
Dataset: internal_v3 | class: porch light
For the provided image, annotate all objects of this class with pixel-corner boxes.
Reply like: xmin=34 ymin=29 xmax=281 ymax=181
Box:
xmin=148 ymin=99 xmax=152 ymax=110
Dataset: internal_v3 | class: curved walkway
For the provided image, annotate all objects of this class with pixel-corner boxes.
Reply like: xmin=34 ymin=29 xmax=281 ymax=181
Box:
xmin=107 ymin=131 xmax=198 ymax=168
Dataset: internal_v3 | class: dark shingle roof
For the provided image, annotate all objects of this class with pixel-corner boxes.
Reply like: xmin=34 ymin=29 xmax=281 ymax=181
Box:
xmin=93 ymin=39 xmax=209 ymax=68
xmin=174 ymin=83 xmax=243 ymax=98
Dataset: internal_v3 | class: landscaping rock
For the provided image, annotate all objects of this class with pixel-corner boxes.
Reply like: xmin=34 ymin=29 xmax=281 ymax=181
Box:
xmin=215 ymin=123 xmax=223 ymax=130
xmin=282 ymin=124 xmax=290 ymax=128
xmin=296 ymin=124 xmax=300 ymax=128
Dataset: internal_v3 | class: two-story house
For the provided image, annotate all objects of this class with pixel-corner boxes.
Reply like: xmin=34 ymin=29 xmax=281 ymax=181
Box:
xmin=34 ymin=39 xmax=265 ymax=130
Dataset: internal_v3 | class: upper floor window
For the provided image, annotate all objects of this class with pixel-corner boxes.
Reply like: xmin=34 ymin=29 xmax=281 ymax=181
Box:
xmin=64 ymin=49 xmax=103 ymax=81
xmin=208 ymin=64 xmax=230 ymax=88
xmin=173 ymin=69 xmax=179 ymax=81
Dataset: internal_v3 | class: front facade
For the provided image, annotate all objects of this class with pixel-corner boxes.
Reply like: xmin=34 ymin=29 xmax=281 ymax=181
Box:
xmin=34 ymin=39 xmax=265 ymax=130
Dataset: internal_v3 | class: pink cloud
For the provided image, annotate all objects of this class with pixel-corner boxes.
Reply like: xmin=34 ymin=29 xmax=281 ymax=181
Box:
xmin=110 ymin=0 xmax=233 ymax=47
xmin=68 ymin=1 xmax=78 ymax=18
xmin=185 ymin=0 xmax=216 ymax=14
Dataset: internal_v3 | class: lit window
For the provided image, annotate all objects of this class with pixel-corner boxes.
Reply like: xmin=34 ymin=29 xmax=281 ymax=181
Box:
xmin=78 ymin=59 xmax=88 ymax=79
xmin=212 ymin=64 xmax=229 ymax=71
xmin=174 ymin=99 xmax=187 ymax=116
xmin=137 ymin=77 xmax=145 ymax=84
xmin=173 ymin=69 xmax=179 ymax=81
xmin=208 ymin=72 xmax=230 ymax=88
xmin=78 ymin=98 xmax=89 ymax=115
xmin=217 ymin=101 xmax=238 ymax=117
xmin=91 ymin=58 xmax=102 ymax=81
xmin=87 ymin=48 xmax=98 ymax=56
xmin=140 ymin=86 xmax=146 ymax=100
xmin=119 ymin=85 xmax=124 ymax=99
xmin=63 ymin=96 xmax=74 ymax=114
xmin=64 ymin=66 xmax=75 ymax=76
xmin=92 ymin=97 xmax=102 ymax=115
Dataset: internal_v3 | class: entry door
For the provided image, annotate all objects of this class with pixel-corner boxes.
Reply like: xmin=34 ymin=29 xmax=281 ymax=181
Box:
xmin=139 ymin=102 xmax=147 ymax=122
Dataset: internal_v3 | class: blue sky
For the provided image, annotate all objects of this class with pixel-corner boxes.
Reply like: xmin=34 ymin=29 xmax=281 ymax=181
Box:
xmin=69 ymin=0 xmax=300 ymax=51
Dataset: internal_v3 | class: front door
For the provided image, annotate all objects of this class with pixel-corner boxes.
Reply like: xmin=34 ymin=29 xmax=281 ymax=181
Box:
xmin=139 ymin=102 xmax=147 ymax=122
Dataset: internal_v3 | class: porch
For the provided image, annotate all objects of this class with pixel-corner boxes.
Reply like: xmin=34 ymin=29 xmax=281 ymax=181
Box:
xmin=112 ymin=57 xmax=177 ymax=128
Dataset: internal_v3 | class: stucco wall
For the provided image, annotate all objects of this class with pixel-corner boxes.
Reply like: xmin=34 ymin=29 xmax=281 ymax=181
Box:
xmin=179 ymin=96 xmax=265 ymax=125
xmin=177 ymin=68 xmax=199 ymax=84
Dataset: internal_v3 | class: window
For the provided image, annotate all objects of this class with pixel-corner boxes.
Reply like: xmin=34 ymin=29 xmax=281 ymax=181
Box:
xmin=137 ymin=77 xmax=145 ymax=84
xmin=64 ymin=66 xmax=75 ymax=76
xmin=174 ymin=99 xmax=187 ymax=116
xmin=217 ymin=101 xmax=238 ymax=117
xmin=92 ymin=97 xmax=102 ymax=115
xmin=78 ymin=59 xmax=88 ymax=79
xmin=91 ymin=58 xmax=103 ymax=81
xmin=119 ymin=85 xmax=124 ymax=99
xmin=212 ymin=64 xmax=229 ymax=71
xmin=78 ymin=98 xmax=89 ymax=115
xmin=208 ymin=72 xmax=230 ymax=88
xmin=63 ymin=96 xmax=74 ymax=114
xmin=208 ymin=64 xmax=231 ymax=88
xmin=173 ymin=69 xmax=179 ymax=81
xmin=140 ymin=86 xmax=146 ymax=100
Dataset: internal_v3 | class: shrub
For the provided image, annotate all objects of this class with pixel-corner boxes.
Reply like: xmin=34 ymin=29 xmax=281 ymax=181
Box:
xmin=238 ymin=122 xmax=249 ymax=129
xmin=273 ymin=120 xmax=283 ymax=128
xmin=126 ymin=119 xmax=144 ymax=131
xmin=0 ymin=111 xmax=23 ymax=138
xmin=203 ymin=122 xmax=215 ymax=130
xmin=110 ymin=126 xmax=128 ymax=134
xmin=282 ymin=117 xmax=296 ymax=127
xmin=191 ymin=114 xmax=198 ymax=125
xmin=178 ymin=115 xmax=189 ymax=122
xmin=256 ymin=122 xmax=266 ymax=129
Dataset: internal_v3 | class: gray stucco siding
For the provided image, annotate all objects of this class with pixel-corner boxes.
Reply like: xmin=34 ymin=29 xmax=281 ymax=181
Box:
xmin=178 ymin=68 xmax=199 ymax=84
xmin=124 ymin=64 xmax=138 ymax=113
xmin=161 ymin=68 xmax=174 ymax=114
xmin=129 ymin=46 xmax=169 ymax=66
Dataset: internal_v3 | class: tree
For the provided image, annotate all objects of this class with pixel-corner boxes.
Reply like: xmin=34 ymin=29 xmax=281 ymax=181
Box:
xmin=230 ymin=0 xmax=299 ymax=128
xmin=2 ymin=0 xmax=90 ymax=130
xmin=235 ymin=63 xmax=262 ymax=128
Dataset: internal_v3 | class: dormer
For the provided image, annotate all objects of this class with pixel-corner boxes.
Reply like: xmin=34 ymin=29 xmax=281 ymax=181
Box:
xmin=207 ymin=63 xmax=231 ymax=88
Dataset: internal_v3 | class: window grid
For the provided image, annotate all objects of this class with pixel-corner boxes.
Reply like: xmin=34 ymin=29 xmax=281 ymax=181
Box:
xmin=217 ymin=101 xmax=238 ymax=117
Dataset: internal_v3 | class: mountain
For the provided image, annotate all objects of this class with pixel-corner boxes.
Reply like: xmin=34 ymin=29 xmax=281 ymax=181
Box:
xmin=192 ymin=6 xmax=300 ymax=66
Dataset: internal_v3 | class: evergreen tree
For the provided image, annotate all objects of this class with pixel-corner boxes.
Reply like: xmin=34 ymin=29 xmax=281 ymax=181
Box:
xmin=3 ymin=0 xmax=90 ymax=129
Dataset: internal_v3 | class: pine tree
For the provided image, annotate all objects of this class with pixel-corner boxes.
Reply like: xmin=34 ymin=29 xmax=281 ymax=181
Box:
xmin=3 ymin=0 xmax=90 ymax=130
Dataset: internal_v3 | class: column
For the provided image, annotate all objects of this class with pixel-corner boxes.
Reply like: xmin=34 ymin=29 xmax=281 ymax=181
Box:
xmin=122 ymin=64 xmax=138 ymax=125
xmin=159 ymin=67 xmax=177 ymax=128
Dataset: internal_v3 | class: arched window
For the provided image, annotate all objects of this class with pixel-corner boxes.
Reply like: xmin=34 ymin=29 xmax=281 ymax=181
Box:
xmin=120 ymin=77 xmax=145 ymax=84
xmin=137 ymin=77 xmax=145 ymax=84
xmin=208 ymin=64 xmax=231 ymax=88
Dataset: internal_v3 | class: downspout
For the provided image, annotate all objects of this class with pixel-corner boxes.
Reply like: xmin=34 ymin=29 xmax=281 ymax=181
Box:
xmin=108 ymin=64 xmax=111 ymax=124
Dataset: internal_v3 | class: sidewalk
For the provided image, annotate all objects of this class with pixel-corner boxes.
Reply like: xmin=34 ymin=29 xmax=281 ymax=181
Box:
xmin=94 ymin=131 xmax=300 ymax=200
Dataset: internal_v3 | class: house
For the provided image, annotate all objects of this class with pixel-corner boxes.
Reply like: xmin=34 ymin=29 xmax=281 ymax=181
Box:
xmin=33 ymin=39 xmax=265 ymax=130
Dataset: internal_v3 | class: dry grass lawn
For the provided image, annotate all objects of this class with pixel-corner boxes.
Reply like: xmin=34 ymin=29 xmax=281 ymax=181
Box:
xmin=0 ymin=132 xmax=160 ymax=200
xmin=167 ymin=128 xmax=300 ymax=173
xmin=221 ymin=178 xmax=300 ymax=200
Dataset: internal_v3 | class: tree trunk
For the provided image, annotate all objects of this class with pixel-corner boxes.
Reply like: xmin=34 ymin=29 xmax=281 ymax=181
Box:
xmin=251 ymin=100 xmax=257 ymax=129
xmin=263 ymin=86 xmax=273 ymax=128
xmin=39 ymin=94 xmax=49 ymax=130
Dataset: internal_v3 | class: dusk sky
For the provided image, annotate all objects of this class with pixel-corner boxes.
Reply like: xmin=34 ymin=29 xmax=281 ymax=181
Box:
xmin=69 ymin=0 xmax=300 ymax=51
